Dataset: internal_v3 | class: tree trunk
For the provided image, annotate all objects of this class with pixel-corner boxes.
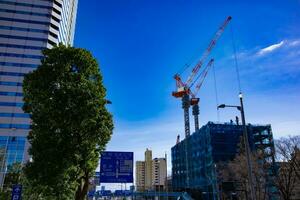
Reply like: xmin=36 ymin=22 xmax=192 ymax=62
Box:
xmin=75 ymin=175 xmax=90 ymax=200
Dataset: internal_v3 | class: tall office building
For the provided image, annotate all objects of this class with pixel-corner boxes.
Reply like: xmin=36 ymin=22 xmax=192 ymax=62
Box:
xmin=0 ymin=0 xmax=78 ymax=187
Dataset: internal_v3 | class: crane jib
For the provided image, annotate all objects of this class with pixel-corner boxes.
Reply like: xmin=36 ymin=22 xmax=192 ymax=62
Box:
xmin=184 ymin=16 xmax=231 ymax=88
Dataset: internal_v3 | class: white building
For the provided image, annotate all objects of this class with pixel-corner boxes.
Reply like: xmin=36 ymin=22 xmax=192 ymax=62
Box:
xmin=152 ymin=157 xmax=167 ymax=190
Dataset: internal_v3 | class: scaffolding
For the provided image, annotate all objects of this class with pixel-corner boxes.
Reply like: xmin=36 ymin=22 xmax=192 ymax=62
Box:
xmin=171 ymin=121 xmax=277 ymax=199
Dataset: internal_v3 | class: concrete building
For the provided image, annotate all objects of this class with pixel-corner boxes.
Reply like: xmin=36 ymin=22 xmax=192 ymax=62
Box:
xmin=171 ymin=121 xmax=277 ymax=199
xmin=136 ymin=149 xmax=167 ymax=191
xmin=135 ymin=160 xmax=145 ymax=191
xmin=152 ymin=157 xmax=167 ymax=191
xmin=0 ymin=0 xmax=78 ymax=187
xmin=144 ymin=148 xmax=152 ymax=190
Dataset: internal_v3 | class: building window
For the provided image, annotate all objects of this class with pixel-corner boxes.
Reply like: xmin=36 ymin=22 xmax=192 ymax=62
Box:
xmin=0 ymin=17 xmax=51 ymax=26
xmin=0 ymin=34 xmax=48 ymax=42
xmin=0 ymin=52 xmax=43 ymax=60
xmin=0 ymin=113 xmax=30 ymax=118
xmin=0 ymin=25 xmax=49 ymax=34
xmin=0 ymin=92 xmax=23 ymax=97
xmin=0 ymin=102 xmax=24 ymax=107
xmin=0 ymin=82 xmax=22 ymax=86
xmin=0 ymin=1 xmax=52 ymax=9
xmin=0 ymin=8 xmax=51 ymax=17
xmin=0 ymin=61 xmax=38 ymax=68
xmin=0 ymin=124 xmax=30 ymax=129
xmin=0 ymin=43 xmax=45 ymax=50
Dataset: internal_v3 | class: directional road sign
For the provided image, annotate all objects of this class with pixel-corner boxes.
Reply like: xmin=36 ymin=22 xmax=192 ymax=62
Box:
xmin=11 ymin=184 xmax=22 ymax=200
xmin=100 ymin=151 xmax=133 ymax=183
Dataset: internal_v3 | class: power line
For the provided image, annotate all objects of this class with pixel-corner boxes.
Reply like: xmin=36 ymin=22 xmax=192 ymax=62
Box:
xmin=230 ymin=24 xmax=242 ymax=93
xmin=212 ymin=62 xmax=220 ymax=121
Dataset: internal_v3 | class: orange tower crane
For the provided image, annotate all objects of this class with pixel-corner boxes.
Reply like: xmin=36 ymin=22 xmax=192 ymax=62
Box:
xmin=172 ymin=16 xmax=232 ymax=138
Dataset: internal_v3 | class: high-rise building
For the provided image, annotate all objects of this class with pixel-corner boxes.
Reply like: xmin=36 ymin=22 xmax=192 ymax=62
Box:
xmin=135 ymin=161 xmax=145 ymax=191
xmin=136 ymin=149 xmax=168 ymax=192
xmin=0 ymin=0 xmax=78 ymax=187
xmin=171 ymin=121 xmax=277 ymax=199
xmin=144 ymin=148 xmax=152 ymax=190
xmin=152 ymin=157 xmax=167 ymax=191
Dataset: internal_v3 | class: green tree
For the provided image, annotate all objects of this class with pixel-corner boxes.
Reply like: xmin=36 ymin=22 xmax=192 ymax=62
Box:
xmin=22 ymin=45 xmax=113 ymax=200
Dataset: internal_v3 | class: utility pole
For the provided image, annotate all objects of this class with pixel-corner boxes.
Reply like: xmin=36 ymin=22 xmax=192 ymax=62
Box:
xmin=239 ymin=93 xmax=256 ymax=200
xmin=217 ymin=93 xmax=256 ymax=200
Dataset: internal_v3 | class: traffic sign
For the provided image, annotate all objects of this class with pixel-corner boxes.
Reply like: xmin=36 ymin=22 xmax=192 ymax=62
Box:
xmin=100 ymin=151 xmax=133 ymax=183
xmin=11 ymin=184 xmax=22 ymax=200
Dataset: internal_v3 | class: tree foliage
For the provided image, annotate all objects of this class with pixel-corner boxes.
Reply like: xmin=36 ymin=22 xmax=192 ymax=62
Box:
xmin=22 ymin=45 xmax=113 ymax=200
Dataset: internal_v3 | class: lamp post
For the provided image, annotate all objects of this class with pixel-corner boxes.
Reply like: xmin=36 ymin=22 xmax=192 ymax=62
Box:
xmin=217 ymin=93 xmax=256 ymax=200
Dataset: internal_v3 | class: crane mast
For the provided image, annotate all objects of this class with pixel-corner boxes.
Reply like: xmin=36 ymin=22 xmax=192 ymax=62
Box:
xmin=190 ymin=59 xmax=214 ymax=131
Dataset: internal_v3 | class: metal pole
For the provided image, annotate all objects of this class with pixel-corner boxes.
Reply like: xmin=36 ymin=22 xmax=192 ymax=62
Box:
xmin=239 ymin=93 xmax=256 ymax=200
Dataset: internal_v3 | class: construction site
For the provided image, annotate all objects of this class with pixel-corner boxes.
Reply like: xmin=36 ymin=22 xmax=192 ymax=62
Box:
xmin=170 ymin=16 xmax=278 ymax=200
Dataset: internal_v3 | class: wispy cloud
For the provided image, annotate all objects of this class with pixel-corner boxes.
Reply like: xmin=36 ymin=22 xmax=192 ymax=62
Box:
xmin=288 ymin=39 xmax=300 ymax=47
xmin=255 ymin=39 xmax=300 ymax=57
xmin=257 ymin=41 xmax=285 ymax=55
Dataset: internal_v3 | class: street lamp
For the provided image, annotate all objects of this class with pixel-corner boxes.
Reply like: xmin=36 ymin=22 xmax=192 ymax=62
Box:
xmin=217 ymin=104 xmax=240 ymax=111
xmin=217 ymin=92 xmax=256 ymax=200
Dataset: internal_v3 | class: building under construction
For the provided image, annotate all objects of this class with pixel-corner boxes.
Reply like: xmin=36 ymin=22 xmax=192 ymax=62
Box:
xmin=171 ymin=121 xmax=277 ymax=199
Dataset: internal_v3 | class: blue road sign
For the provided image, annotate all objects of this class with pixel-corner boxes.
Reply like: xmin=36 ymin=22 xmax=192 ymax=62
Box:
xmin=100 ymin=151 xmax=133 ymax=183
xmin=11 ymin=184 xmax=22 ymax=200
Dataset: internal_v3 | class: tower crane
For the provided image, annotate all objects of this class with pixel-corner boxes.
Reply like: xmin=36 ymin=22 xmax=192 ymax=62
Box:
xmin=172 ymin=16 xmax=231 ymax=138
xmin=190 ymin=58 xmax=214 ymax=132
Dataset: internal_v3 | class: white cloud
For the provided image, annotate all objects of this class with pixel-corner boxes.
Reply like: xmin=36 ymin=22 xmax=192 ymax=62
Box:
xmin=288 ymin=39 xmax=300 ymax=47
xmin=258 ymin=41 xmax=285 ymax=55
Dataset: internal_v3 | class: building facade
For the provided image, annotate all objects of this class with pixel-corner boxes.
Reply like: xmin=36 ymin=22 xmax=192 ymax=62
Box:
xmin=152 ymin=157 xmax=167 ymax=190
xmin=144 ymin=148 xmax=152 ymax=190
xmin=135 ymin=161 xmax=145 ymax=191
xmin=136 ymin=149 xmax=168 ymax=192
xmin=0 ymin=0 xmax=78 ymax=187
xmin=171 ymin=121 xmax=277 ymax=199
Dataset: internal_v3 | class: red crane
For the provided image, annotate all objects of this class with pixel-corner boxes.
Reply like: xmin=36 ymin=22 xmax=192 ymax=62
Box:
xmin=172 ymin=16 xmax=231 ymax=137
xmin=190 ymin=58 xmax=214 ymax=131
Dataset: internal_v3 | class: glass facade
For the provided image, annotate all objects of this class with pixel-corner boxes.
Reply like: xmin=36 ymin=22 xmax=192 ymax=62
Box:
xmin=0 ymin=0 xmax=78 ymax=188
xmin=0 ymin=136 xmax=25 ymax=168
xmin=0 ymin=136 xmax=25 ymax=186
xmin=171 ymin=122 xmax=276 ymax=199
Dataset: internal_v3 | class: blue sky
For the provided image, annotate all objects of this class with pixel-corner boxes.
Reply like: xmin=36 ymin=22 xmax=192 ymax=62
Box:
xmin=74 ymin=0 xmax=300 ymax=186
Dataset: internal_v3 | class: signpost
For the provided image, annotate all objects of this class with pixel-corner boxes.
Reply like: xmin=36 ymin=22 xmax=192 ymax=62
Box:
xmin=11 ymin=184 xmax=22 ymax=200
xmin=100 ymin=151 xmax=133 ymax=183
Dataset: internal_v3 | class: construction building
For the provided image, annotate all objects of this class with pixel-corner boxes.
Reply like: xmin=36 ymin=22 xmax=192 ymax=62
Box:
xmin=171 ymin=121 xmax=277 ymax=199
xmin=135 ymin=149 xmax=167 ymax=191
